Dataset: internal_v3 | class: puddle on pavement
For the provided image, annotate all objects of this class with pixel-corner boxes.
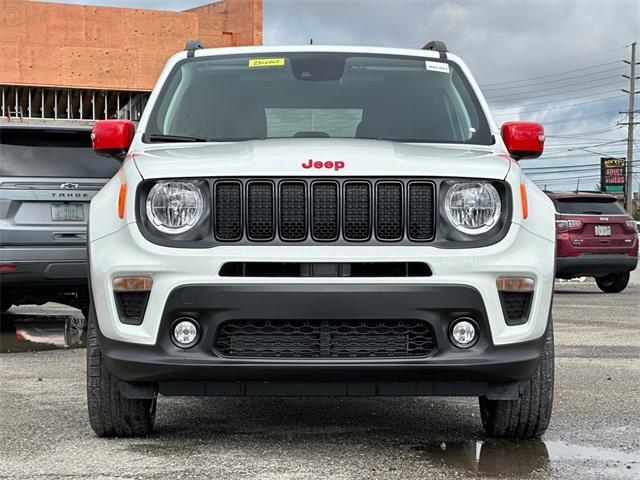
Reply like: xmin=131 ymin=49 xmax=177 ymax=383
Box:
xmin=410 ymin=439 xmax=640 ymax=478
xmin=0 ymin=312 xmax=86 ymax=353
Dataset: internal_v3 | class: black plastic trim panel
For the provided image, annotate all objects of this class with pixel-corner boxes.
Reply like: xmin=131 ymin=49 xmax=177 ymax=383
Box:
xmin=99 ymin=283 xmax=549 ymax=388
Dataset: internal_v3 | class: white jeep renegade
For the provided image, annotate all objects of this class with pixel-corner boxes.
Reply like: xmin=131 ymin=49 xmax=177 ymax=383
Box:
xmin=87 ymin=41 xmax=556 ymax=439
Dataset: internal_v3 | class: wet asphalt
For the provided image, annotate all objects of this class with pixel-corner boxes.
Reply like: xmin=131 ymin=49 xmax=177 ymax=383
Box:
xmin=0 ymin=275 xmax=639 ymax=479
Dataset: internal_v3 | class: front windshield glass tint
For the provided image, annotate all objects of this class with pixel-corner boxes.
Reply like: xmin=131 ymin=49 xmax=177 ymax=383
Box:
xmin=146 ymin=52 xmax=492 ymax=145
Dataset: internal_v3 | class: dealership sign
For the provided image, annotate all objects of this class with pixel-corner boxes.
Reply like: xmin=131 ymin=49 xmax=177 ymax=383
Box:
xmin=600 ymin=157 xmax=626 ymax=194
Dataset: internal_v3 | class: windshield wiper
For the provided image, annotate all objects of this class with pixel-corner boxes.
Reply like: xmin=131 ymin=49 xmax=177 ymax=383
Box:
xmin=146 ymin=134 xmax=266 ymax=143
xmin=145 ymin=133 xmax=210 ymax=143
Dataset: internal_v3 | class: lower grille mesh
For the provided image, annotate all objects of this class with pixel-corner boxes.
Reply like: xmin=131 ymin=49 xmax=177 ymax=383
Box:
xmin=214 ymin=319 xmax=436 ymax=358
xmin=115 ymin=291 xmax=149 ymax=325
xmin=500 ymin=292 xmax=532 ymax=326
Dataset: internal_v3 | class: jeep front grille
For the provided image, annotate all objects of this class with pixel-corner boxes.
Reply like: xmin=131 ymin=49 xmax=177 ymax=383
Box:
xmin=213 ymin=178 xmax=435 ymax=243
xmin=214 ymin=319 xmax=437 ymax=358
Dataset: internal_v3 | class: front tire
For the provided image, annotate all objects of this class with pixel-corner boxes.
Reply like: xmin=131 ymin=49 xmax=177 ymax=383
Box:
xmin=479 ymin=320 xmax=554 ymax=439
xmin=86 ymin=303 xmax=156 ymax=437
xmin=595 ymin=272 xmax=630 ymax=293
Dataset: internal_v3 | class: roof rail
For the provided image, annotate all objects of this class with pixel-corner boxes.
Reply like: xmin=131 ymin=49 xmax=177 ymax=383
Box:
xmin=185 ymin=39 xmax=205 ymax=58
xmin=422 ymin=40 xmax=448 ymax=59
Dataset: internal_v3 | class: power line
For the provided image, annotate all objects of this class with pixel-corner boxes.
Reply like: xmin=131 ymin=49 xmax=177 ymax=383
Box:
xmin=481 ymin=66 xmax=625 ymax=91
xmin=540 ymin=139 xmax=627 ymax=150
xmin=490 ymin=90 xmax=628 ymax=110
xmin=485 ymin=78 xmax=624 ymax=102
xmin=544 ymin=126 xmax=624 ymax=137
xmin=476 ymin=46 xmax=627 ymax=75
xmin=535 ymin=110 xmax=623 ymax=125
xmin=491 ymin=94 xmax=626 ymax=117
xmin=523 ymin=158 xmax=640 ymax=171
xmin=483 ymin=73 xmax=623 ymax=94
xmin=535 ymin=149 xmax=628 ymax=159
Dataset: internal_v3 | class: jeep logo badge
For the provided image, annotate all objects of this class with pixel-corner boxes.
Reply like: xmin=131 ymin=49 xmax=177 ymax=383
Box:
xmin=301 ymin=159 xmax=345 ymax=171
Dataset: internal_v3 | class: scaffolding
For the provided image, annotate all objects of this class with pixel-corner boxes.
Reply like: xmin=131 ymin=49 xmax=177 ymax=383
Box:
xmin=0 ymin=85 xmax=150 ymax=123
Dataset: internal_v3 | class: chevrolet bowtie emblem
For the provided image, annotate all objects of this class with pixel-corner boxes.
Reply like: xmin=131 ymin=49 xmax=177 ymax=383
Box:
xmin=60 ymin=182 xmax=79 ymax=190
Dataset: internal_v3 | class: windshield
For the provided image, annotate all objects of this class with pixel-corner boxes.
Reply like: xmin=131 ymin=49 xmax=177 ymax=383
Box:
xmin=555 ymin=198 xmax=626 ymax=215
xmin=145 ymin=52 xmax=492 ymax=145
xmin=0 ymin=128 xmax=120 ymax=178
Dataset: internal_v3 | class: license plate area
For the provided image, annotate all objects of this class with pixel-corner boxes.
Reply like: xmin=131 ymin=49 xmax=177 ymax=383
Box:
xmin=51 ymin=203 xmax=84 ymax=222
xmin=594 ymin=225 xmax=611 ymax=237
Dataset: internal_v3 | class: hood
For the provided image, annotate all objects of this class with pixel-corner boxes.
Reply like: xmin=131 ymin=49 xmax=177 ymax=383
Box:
xmin=132 ymin=138 xmax=511 ymax=180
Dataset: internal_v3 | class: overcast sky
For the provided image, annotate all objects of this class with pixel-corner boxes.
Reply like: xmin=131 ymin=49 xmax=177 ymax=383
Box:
xmin=41 ymin=0 xmax=640 ymax=190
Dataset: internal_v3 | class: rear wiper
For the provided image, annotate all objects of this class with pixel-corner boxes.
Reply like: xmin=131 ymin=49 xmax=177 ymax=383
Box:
xmin=145 ymin=133 xmax=210 ymax=143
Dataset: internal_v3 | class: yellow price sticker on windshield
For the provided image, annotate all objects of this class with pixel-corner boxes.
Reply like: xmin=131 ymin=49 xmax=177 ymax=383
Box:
xmin=248 ymin=58 xmax=286 ymax=68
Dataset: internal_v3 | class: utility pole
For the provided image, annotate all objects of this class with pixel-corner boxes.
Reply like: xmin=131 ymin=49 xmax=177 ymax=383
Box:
xmin=621 ymin=42 xmax=639 ymax=213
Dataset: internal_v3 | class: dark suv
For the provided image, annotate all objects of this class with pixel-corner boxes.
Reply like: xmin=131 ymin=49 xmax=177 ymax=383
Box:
xmin=0 ymin=124 xmax=120 ymax=315
xmin=547 ymin=191 xmax=638 ymax=292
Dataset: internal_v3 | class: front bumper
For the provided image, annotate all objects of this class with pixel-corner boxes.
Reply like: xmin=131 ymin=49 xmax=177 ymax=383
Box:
xmin=556 ymin=254 xmax=638 ymax=278
xmin=100 ymin=283 xmax=549 ymax=398
xmin=90 ymin=222 xmax=555 ymax=348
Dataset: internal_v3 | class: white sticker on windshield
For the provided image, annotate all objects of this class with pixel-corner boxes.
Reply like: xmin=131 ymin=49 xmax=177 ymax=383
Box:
xmin=425 ymin=61 xmax=450 ymax=74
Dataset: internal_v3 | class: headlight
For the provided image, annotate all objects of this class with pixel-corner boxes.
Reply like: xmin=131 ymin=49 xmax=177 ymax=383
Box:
xmin=146 ymin=181 xmax=204 ymax=234
xmin=444 ymin=182 xmax=501 ymax=235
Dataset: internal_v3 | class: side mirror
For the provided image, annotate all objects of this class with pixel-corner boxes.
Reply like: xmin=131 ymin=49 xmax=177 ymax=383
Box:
xmin=501 ymin=122 xmax=544 ymax=160
xmin=92 ymin=120 xmax=135 ymax=160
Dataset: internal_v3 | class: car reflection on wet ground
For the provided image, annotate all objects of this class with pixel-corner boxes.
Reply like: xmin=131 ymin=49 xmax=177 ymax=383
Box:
xmin=411 ymin=439 xmax=639 ymax=477
xmin=0 ymin=304 xmax=86 ymax=353
xmin=0 ymin=278 xmax=639 ymax=479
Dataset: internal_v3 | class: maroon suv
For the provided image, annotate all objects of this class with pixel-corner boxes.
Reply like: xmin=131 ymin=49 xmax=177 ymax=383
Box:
xmin=547 ymin=191 xmax=638 ymax=292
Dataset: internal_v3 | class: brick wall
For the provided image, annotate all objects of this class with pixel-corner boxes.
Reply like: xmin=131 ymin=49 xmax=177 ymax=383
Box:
xmin=0 ymin=0 xmax=263 ymax=91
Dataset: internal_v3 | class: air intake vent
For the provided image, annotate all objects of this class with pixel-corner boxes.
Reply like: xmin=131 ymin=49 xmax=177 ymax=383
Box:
xmin=376 ymin=182 xmax=403 ymax=240
xmin=408 ymin=182 xmax=435 ymax=240
xmin=247 ymin=182 xmax=274 ymax=240
xmin=279 ymin=182 xmax=306 ymax=241
xmin=209 ymin=178 xmax=436 ymax=243
xmin=499 ymin=292 xmax=532 ymax=326
xmin=115 ymin=291 xmax=150 ymax=326
xmin=344 ymin=182 xmax=371 ymax=240
xmin=214 ymin=319 xmax=437 ymax=358
xmin=312 ymin=182 xmax=339 ymax=241
xmin=215 ymin=182 xmax=242 ymax=240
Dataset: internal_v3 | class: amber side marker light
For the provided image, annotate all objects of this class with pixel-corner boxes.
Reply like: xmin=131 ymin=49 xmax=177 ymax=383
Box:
xmin=117 ymin=182 xmax=127 ymax=219
xmin=520 ymin=183 xmax=528 ymax=220
xmin=496 ymin=277 xmax=535 ymax=292
xmin=113 ymin=276 xmax=153 ymax=292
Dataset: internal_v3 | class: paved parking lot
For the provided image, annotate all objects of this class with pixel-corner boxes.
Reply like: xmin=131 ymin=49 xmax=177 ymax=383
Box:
xmin=1 ymin=275 xmax=639 ymax=479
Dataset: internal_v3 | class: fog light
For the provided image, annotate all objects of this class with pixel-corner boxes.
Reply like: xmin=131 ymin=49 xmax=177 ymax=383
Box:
xmin=450 ymin=318 xmax=478 ymax=348
xmin=171 ymin=318 xmax=200 ymax=348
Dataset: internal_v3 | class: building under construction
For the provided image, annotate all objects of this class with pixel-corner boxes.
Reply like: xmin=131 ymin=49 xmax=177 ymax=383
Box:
xmin=0 ymin=0 xmax=263 ymax=124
